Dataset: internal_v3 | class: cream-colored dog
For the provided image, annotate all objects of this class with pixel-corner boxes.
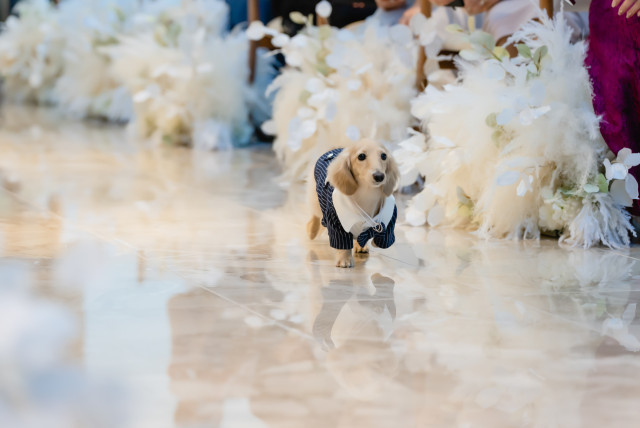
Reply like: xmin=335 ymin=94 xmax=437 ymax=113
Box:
xmin=307 ymin=139 xmax=399 ymax=268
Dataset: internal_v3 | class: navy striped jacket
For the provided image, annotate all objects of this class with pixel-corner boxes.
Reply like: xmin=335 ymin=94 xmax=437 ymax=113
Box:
xmin=314 ymin=148 xmax=397 ymax=250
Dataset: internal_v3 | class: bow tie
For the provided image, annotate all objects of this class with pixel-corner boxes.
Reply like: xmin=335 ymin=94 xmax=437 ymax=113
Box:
xmin=356 ymin=222 xmax=386 ymax=248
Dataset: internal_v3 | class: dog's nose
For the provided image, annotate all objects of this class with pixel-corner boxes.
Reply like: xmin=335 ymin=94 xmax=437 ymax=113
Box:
xmin=373 ymin=172 xmax=385 ymax=183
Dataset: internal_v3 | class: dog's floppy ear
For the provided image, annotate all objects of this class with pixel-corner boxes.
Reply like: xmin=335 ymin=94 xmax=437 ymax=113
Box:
xmin=383 ymin=154 xmax=399 ymax=196
xmin=327 ymin=150 xmax=358 ymax=196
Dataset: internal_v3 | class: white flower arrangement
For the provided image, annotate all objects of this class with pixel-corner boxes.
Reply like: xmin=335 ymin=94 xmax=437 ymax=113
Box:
xmin=249 ymin=9 xmax=418 ymax=181
xmin=395 ymin=14 xmax=638 ymax=248
xmin=52 ymin=0 xmax=140 ymax=121
xmin=0 ymin=0 xmax=256 ymax=150
xmin=0 ymin=0 xmax=65 ymax=104
xmin=103 ymin=0 xmax=254 ymax=148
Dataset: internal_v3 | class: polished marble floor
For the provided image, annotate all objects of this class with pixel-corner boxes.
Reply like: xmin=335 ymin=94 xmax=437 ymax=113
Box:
xmin=1 ymin=106 xmax=640 ymax=428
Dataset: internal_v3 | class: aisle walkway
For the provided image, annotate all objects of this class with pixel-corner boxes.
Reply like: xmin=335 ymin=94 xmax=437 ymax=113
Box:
xmin=1 ymin=106 xmax=640 ymax=428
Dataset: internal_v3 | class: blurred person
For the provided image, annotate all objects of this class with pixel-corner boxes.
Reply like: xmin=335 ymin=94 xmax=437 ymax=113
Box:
xmin=371 ymin=0 xmax=414 ymax=24
xmin=395 ymin=0 xmax=587 ymax=45
xmin=272 ymin=0 xmax=377 ymax=34
xmin=586 ymin=0 xmax=640 ymax=219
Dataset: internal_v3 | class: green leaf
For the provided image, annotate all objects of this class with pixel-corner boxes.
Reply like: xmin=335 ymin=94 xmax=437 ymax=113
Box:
xmin=315 ymin=62 xmax=332 ymax=76
xmin=584 ymin=183 xmax=599 ymax=193
xmin=459 ymin=49 xmax=484 ymax=62
xmin=559 ymin=187 xmax=579 ymax=197
xmin=114 ymin=7 xmax=126 ymax=23
xmin=457 ymin=204 xmax=473 ymax=218
xmin=516 ymin=44 xmax=531 ymax=59
xmin=469 ymin=31 xmax=495 ymax=52
xmin=299 ymin=90 xmax=311 ymax=104
xmin=446 ymin=24 xmax=463 ymax=33
xmin=289 ymin=11 xmax=307 ymax=24
xmin=597 ymin=173 xmax=609 ymax=193
xmin=493 ymin=46 xmax=509 ymax=60
xmin=533 ymin=45 xmax=548 ymax=64
xmin=485 ymin=113 xmax=498 ymax=128
xmin=491 ymin=129 xmax=502 ymax=145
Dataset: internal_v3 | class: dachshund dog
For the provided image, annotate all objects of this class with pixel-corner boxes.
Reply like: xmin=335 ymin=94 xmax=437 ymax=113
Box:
xmin=306 ymin=139 xmax=399 ymax=268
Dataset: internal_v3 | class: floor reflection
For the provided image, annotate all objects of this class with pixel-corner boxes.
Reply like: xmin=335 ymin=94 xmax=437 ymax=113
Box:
xmin=1 ymin=105 xmax=640 ymax=427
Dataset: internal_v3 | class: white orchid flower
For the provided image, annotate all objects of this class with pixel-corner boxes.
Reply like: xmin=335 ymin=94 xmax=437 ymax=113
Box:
xmin=605 ymin=149 xmax=640 ymax=206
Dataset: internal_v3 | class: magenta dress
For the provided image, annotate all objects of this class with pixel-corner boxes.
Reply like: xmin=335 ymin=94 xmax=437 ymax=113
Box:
xmin=586 ymin=1 xmax=640 ymax=215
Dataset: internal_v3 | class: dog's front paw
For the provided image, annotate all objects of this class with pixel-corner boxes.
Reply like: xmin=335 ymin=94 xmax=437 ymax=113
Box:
xmin=354 ymin=242 xmax=369 ymax=254
xmin=335 ymin=250 xmax=354 ymax=268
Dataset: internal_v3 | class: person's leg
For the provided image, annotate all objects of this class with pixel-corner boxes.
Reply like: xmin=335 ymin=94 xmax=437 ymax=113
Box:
xmin=586 ymin=0 xmax=640 ymax=214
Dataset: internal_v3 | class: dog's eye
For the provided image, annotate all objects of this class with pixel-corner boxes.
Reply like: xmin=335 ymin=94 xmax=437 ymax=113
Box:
xmin=357 ymin=153 xmax=366 ymax=161
xmin=381 ymin=153 xmax=387 ymax=161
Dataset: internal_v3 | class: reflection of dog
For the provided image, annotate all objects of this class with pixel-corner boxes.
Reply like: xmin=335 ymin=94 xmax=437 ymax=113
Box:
xmin=306 ymin=139 xmax=399 ymax=268
xmin=312 ymin=273 xmax=398 ymax=399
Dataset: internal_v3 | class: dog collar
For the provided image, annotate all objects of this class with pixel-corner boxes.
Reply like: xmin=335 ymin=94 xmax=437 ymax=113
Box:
xmin=332 ymin=191 xmax=395 ymax=235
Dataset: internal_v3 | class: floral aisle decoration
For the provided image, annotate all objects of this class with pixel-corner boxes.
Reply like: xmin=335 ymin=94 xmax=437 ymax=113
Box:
xmin=395 ymin=14 xmax=639 ymax=248
xmin=52 ymin=0 xmax=139 ymax=121
xmin=97 ymin=0 xmax=252 ymax=149
xmin=249 ymin=2 xmax=418 ymax=181
xmin=0 ymin=0 xmax=65 ymax=104
xmin=0 ymin=0 xmax=258 ymax=149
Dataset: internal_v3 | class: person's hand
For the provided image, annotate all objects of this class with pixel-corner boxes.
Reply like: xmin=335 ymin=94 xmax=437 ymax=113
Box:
xmin=464 ymin=0 xmax=500 ymax=15
xmin=399 ymin=4 xmax=420 ymax=25
xmin=375 ymin=0 xmax=407 ymax=11
xmin=613 ymin=0 xmax=640 ymax=18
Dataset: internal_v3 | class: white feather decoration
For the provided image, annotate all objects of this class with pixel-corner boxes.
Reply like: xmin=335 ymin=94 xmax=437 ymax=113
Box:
xmin=103 ymin=0 xmax=252 ymax=148
xmin=52 ymin=0 xmax=138 ymax=121
xmin=396 ymin=14 xmax=638 ymax=249
xmin=256 ymin=17 xmax=418 ymax=182
xmin=0 ymin=0 xmax=65 ymax=104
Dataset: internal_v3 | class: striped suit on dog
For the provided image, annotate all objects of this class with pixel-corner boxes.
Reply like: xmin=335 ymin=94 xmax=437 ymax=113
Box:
xmin=314 ymin=148 xmax=397 ymax=251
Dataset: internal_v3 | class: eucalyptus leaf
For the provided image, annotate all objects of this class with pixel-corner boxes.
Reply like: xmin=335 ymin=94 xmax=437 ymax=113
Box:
xmin=459 ymin=49 xmax=484 ymax=61
xmin=289 ymin=11 xmax=307 ymax=24
xmin=533 ymin=45 xmax=548 ymax=65
xmin=470 ymin=31 xmax=495 ymax=52
xmin=315 ymin=62 xmax=332 ymax=76
xmin=583 ymin=183 xmax=599 ymax=193
xmin=446 ymin=24 xmax=463 ymax=33
xmin=597 ymin=173 xmax=609 ymax=193
xmin=491 ymin=129 xmax=502 ymax=145
xmin=485 ymin=112 xmax=498 ymax=128
xmin=493 ymin=46 xmax=509 ymax=60
xmin=114 ymin=7 xmax=126 ymax=23
xmin=516 ymin=44 xmax=531 ymax=59
xmin=299 ymin=90 xmax=311 ymax=104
